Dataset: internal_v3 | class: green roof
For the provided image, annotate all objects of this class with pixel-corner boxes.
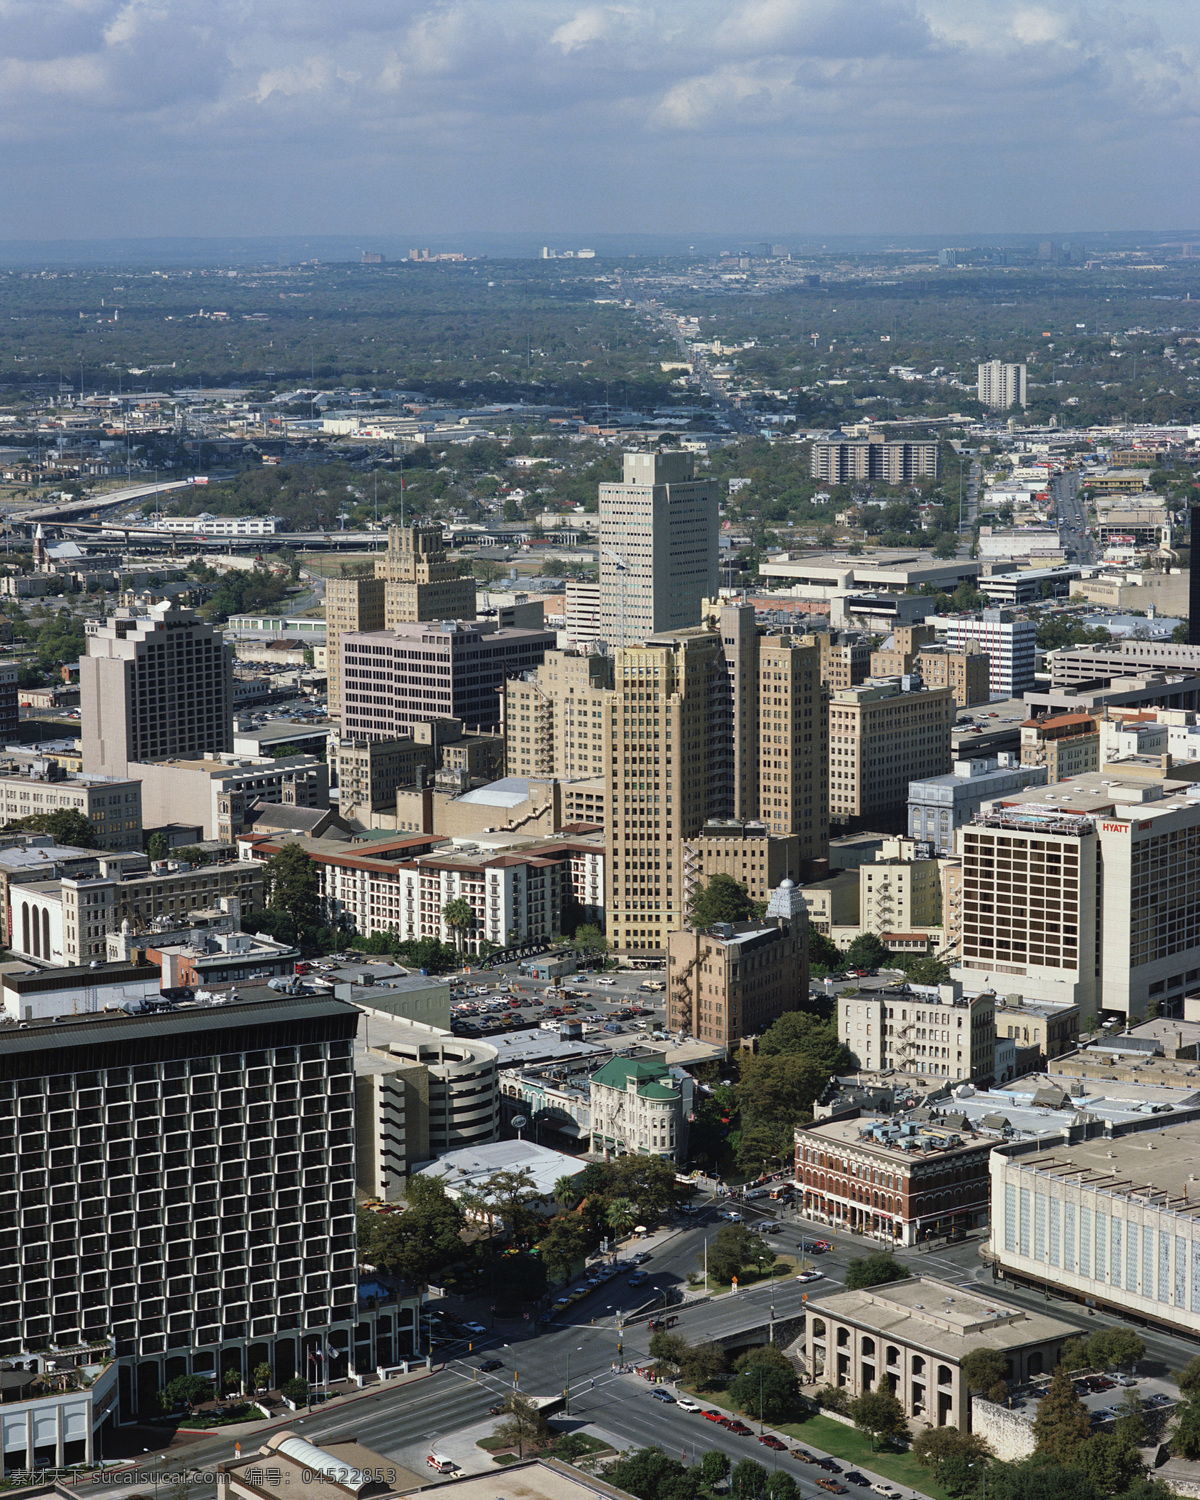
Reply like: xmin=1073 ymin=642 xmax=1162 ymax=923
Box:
xmin=591 ymin=1055 xmax=677 ymax=1098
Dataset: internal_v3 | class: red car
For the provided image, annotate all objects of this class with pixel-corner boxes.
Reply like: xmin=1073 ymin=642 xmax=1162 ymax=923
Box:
xmin=703 ymin=1410 xmax=724 ymax=1422
xmin=727 ymin=1422 xmax=753 ymax=1436
xmin=759 ymin=1436 xmax=786 ymax=1451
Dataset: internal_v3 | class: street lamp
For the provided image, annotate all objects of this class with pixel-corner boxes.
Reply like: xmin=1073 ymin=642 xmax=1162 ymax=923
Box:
xmin=563 ymin=1345 xmax=584 ymax=1415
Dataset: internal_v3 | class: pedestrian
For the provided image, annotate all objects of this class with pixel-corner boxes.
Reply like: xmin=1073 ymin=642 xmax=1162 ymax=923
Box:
xmin=591 ymin=1377 xmax=596 ymax=1389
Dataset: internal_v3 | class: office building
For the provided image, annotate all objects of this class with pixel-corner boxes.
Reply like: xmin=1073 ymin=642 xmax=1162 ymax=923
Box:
xmin=325 ymin=525 xmax=477 ymax=720
xmin=795 ymin=1114 xmax=994 ymax=1246
xmin=668 ymin=881 xmax=806 ymax=1045
xmin=598 ymin=450 xmax=719 ymax=645
xmin=989 ymin=1117 xmax=1200 ymax=1335
xmin=131 ymin=754 xmax=328 ymax=842
xmin=829 ymin=680 xmax=955 ymax=832
xmin=838 ymin=983 xmax=995 ymax=1082
xmin=563 ymin=579 xmax=601 ymax=647
xmin=340 ymin=619 xmax=554 ymax=739
xmin=0 ymin=662 xmax=17 ymax=741
xmin=978 ymin=360 xmax=1028 ymax=410
xmin=858 ymin=840 xmax=946 ymax=942
xmin=913 ymin=648 xmax=990 ymax=709
xmin=681 ymin=819 xmax=803 ymax=911
xmin=940 ymin=609 xmax=1036 ymax=698
xmin=335 ymin=720 xmax=504 ymax=823
xmin=0 ymin=762 xmax=142 ymax=851
xmin=11 ymin=852 xmax=264 ymax=968
xmin=0 ymin=995 xmax=360 ymax=1416
xmin=324 ymin=574 xmax=385 ymax=722
xmin=960 ymin=775 xmax=1200 ymax=1024
xmin=908 ymin=755 xmax=1048 ymax=855
xmin=605 ymin=628 xmax=732 ymax=956
xmin=80 ymin=602 xmax=234 ymax=776
xmin=816 ymin=632 xmax=873 ymax=691
xmin=589 ymin=1054 xmax=689 ymax=1162
xmin=810 ymin=438 xmax=939 ymax=485
xmin=1019 ymin=713 xmax=1101 ymax=782
xmin=1047 ymin=639 xmax=1200 ymax=687
xmin=502 ymin=651 xmax=614 ymax=781
xmin=806 ymin=1277 xmax=1075 ymax=1429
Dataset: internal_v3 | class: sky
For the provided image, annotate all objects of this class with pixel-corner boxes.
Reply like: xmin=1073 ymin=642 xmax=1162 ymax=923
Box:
xmin=2 ymin=0 xmax=1199 ymax=244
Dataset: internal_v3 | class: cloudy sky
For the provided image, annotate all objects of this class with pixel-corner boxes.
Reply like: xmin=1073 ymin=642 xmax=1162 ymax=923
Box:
xmin=2 ymin=0 xmax=1198 ymax=242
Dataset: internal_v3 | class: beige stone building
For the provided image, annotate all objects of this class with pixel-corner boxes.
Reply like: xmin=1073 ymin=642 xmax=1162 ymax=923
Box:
xmin=837 ymin=982 xmax=995 ymax=1081
xmin=1020 ymin=712 xmax=1100 ymax=782
xmin=668 ymin=906 xmax=805 ymax=1047
xmin=325 ymin=524 xmax=477 ymax=719
xmin=335 ymin=720 xmax=505 ymax=823
xmin=829 ymin=681 xmax=955 ymax=832
xmin=502 ymin=650 xmax=614 ymax=780
xmin=805 ymin=1277 xmax=1076 ymax=1430
xmin=682 ymin=818 xmax=802 ymax=911
xmin=915 ymin=647 xmax=991 ymax=709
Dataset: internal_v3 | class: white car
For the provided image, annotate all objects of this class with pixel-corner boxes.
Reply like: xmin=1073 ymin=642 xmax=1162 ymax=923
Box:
xmin=719 ymin=1210 xmax=743 ymax=1222
xmin=676 ymin=1398 xmax=701 ymax=1412
xmin=595 ymin=977 xmax=616 ymax=986
xmin=795 ymin=1270 xmax=823 ymax=1283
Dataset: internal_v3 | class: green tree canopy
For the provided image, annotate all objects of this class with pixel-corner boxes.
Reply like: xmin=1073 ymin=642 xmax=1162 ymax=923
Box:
xmin=1033 ymin=1364 xmax=1093 ymax=1463
xmin=807 ymin=927 xmax=842 ymax=974
xmin=961 ymin=1347 xmax=1009 ymax=1394
xmin=10 ymin=807 xmax=99 ymax=848
xmin=911 ymin=1427 xmax=993 ymax=1486
xmin=843 ymin=1252 xmax=911 ymax=1291
xmin=263 ymin=842 xmax=322 ymax=932
xmin=356 ymin=1178 xmax=464 ymax=1285
xmin=689 ymin=872 xmax=762 ymax=926
xmin=731 ymin=1459 xmax=770 ymax=1500
xmin=729 ymin=1345 xmax=800 ymax=1422
xmin=442 ymin=896 xmax=475 ymax=950
xmin=849 ymin=1385 xmax=908 ymax=1449
xmin=1073 ymin=1432 xmax=1144 ymax=1496
xmin=843 ymin=932 xmax=893 ymax=971
xmin=1087 ymin=1326 xmax=1145 ymax=1372
xmin=757 ymin=1010 xmax=852 ymax=1071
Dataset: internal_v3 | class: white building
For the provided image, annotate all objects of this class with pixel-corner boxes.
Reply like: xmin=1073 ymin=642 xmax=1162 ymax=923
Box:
xmin=589 ymin=1053 xmax=690 ymax=1162
xmin=838 ymin=982 xmax=995 ymax=1082
xmin=564 ymin=579 xmax=602 ymax=646
xmin=130 ymin=753 xmax=329 ymax=842
xmin=939 ymin=609 xmax=1036 ymax=698
xmin=978 ymin=360 xmax=1027 ymax=410
xmin=149 ymin=514 xmax=281 ymax=536
xmin=598 ymin=450 xmax=719 ymax=645
xmin=0 ymin=764 xmax=142 ymax=850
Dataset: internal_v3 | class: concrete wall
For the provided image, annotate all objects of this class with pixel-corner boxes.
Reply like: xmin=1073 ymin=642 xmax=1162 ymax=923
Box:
xmin=970 ymin=1395 xmax=1036 ymax=1459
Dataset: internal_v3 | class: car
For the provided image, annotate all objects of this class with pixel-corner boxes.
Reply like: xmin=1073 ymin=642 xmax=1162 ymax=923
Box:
xmin=817 ymin=1459 xmax=843 ymax=1474
xmin=676 ymin=1398 xmax=700 ymax=1412
xmin=843 ymin=1474 xmax=870 ymax=1488
xmin=650 ymin=1388 xmax=677 ymax=1403
xmin=816 ymin=1482 xmax=848 ymax=1494
xmin=595 ymin=976 xmax=616 ymax=985
xmin=870 ymin=1486 xmax=901 ymax=1499
xmin=790 ymin=1448 xmax=817 ymax=1463
xmin=759 ymin=1436 xmax=786 ymax=1451
xmin=477 ymin=1359 xmax=503 ymax=1372
xmin=727 ymin=1421 xmax=753 ymax=1436
xmin=628 ymin=1271 xmax=649 ymax=1286
xmin=719 ymin=1210 xmax=743 ymax=1222
xmin=488 ymin=1401 xmax=506 ymax=1416
xmin=631 ymin=1252 xmax=651 ymax=1265
xmin=1115 ymin=1374 xmax=1139 ymax=1387
xmin=796 ymin=1270 xmax=823 ymax=1283
xmin=703 ymin=1410 xmax=725 ymax=1422
xmin=760 ymin=1222 xmax=782 ymax=1234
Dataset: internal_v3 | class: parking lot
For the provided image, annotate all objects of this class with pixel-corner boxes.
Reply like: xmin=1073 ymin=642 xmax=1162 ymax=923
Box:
xmin=447 ymin=967 xmax=668 ymax=1041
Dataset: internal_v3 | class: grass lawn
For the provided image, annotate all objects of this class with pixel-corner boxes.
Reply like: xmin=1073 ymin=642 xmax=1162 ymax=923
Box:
xmin=684 ymin=1385 xmax=947 ymax=1500
xmin=698 ymin=1255 xmax=799 ymax=1295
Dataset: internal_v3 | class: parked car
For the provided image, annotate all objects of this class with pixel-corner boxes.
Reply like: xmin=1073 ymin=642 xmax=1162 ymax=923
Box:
xmin=759 ymin=1436 xmax=787 ymax=1451
xmin=844 ymin=1474 xmax=870 ymax=1488
xmin=727 ymin=1421 xmax=753 ymax=1436
xmin=790 ymin=1449 xmax=817 ymax=1464
xmin=817 ymin=1459 xmax=843 ymax=1473
xmin=650 ymin=1389 xmax=676 ymax=1403
xmin=817 ymin=1482 xmax=848 ymax=1495
xmin=870 ymin=1486 xmax=901 ymax=1499
xmin=676 ymin=1398 xmax=700 ymax=1412
xmin=703 ymin=1409 xmax=725 ymax=1422
xmin=796 ymin=1270 xmax=823 ymax=1283
xmin=461 ymin=1321 xmax=487 ymax=1335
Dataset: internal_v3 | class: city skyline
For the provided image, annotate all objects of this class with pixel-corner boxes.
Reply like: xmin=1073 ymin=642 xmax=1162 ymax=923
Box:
xmin=1 ymin=1 xmax=1197 ymax=241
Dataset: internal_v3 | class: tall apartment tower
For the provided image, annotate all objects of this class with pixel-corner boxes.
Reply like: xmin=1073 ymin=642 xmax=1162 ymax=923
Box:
xmin=598 ymin=451 xmax=719 ymax=646
xmin=977 ymin=360 xmax=1027 ymax=410
xmin=0 ymin=996 xmax=361 ymax=1418
xmin=605 ymin=629 xmax=732 ymax=955
xmin=80 ymin=601 xmax=234 ymax=776
xmin=325 ymin=524 xmax=476 ymax=720
xmin=502 ymin=650 xmax=615 ymax=780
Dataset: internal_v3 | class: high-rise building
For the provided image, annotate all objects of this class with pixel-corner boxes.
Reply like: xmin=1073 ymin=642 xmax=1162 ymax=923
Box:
xmin=977 ymin=360 xmax=1028 ymax=410
xmin=80 ymin=602 xmax=234 ymax=776
xmin=940 ymin=608 xmax=1036 ymax=698
xmin=502 ymin=650 xmax=614 ymax=781
xmin=598 ymin=451 xmax=719 ymax=646
xmin=810 ymin=439 xmax=939 ymax=484
xmin=325 ymin=525 xmax=476 ymax=720
xmin=0 ymin=995 xmax=361 ymax=1416
xmin=756 ymin=634 xmax=828 ymax=852
xmin=605 ymin=629 xmax=731 ymax=956
xmin=838 ymin=982 xmax=995 ymax=1082
xmin=829 ymin=681 xmax=955 ymax=832
xmin=340 ymin=619 xmax=554 ymax=739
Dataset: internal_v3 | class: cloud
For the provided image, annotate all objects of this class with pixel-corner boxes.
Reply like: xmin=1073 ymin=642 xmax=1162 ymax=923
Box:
xmin=0 ymin=0 xmax=1197 ymax=236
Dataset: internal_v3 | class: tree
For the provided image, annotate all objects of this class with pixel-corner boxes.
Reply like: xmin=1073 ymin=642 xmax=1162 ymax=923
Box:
xmin=912 ymin=1427 xmax=993 ymax=1486
xmin=756 ymin=1011 xmax=852 ymax=1072
xmin=729 ymin=1347 xmax=799 ymax=1422
xmin=263 ymin=843 xmax=322 ymax=933
xmin=477 ymin=1167 xmax=541 ymax=1241
xmin=357 ymin=1177 xmax=465 ymax=1285
xmin=223 ymin=1368 xmax=242 ymax=1395
xmin=961 ymin=1347 xmax=1009 ymax=1395
xmin=1176 ymin=1356 xmax=1200 ymax=1398
xmin=571 ymin=923 xmax=608 ymax=957
xmin=10 ymin=807 xmax=100 ymax=848
xmin=552 ymin=1175 xmax=579 ymax=1211
xmin=735 ymin=1052 xmax=828 ymax=1135
xmin=603 ymin=1155 xmax=679 ymax=1221
xmin=1113 ymin=1389 xmax=1147 ymax=1450
xmin=731 ymin=1459 xmax=770 ymax=1500
xmin=159 ymin=1373 xmax=214 ymax=1413
xmin=281 ymin=1376 xmax=309 ymax=1404
xmin=849 ymin=1385 xmax=908 ymax=1449
xmin=765 ymin=1476 xmax=799 ymax=1500
xmin=1033 ymin=1364 xmax=1093 ymax=1463
xmin=1173 ymin=1391 xmax=1200 ymax=1459
xmin=705 ymin=1222 xmax=773 ymax=1285
xmin=493 ymin=1392 xmax=550 ymax=1457
xmin=932 ymin=532 xmax=959 ymax=559
xmin=843 ymin=1252 xmax=910 ymax=1291
xmin=537 ymin=1213 xmax=593 ymax=1283
xmin=649 ymin=1330 xmax=688 ymax=1369
xmin=1059 ymin=1335 xmax=1091 ymax=1372
xmin=253 ymin=1362 xmax=273 ymax=1392
xmin=843 ymin=932 xmax=892 ymax=971
xmin=677 ymin=1340 xmax=727 ymax=1389
xmin=442 ymin=896 xmax=475 ymax=952
xmin=689 ymin=872 xmax=758 ymax=927
xmin=604 ymin=1194 xmax=639 ymax=1239
xmin=1074 ymin=1432 xmax=1145 ymax=1495
xmin=606 ymin=1448 xmax=695 ymax=1500
xmin=1087 ymin=1327 xmax=1145 ymax=1372
xmin=700 ymin=1450 xmax=730 ymax=1490
xmin=147 ymin=831 xmax=168 ymax=861
xmin=903 ymin=954 xmax=953 ymax=985
xmin=807 ymin=927 xmax=842 ymax=975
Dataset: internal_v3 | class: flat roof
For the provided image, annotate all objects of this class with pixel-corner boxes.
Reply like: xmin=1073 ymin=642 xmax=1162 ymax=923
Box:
xmin=807 ymin=1276 xmax=1076 ymax=1361
xmin=416 ymin=1139 xmax=587 ymax=1198
xmin=1001 ymin=1118 xmax=1200 ymax=1207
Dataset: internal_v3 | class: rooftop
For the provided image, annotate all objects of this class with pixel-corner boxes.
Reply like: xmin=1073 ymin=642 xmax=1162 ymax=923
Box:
xmin=416 ymin=1139 xmax=587 ymax=1199
xmin=999 ymin=1118 xmax=1200 ymax=1211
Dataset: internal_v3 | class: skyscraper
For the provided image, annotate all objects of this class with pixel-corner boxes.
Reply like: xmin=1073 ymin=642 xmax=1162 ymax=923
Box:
xmin=325 ymin=524 xmax=476 ymax=720
xmin=598 ymin=451 xmax=719 ymax=646
xmin=977 ymin=360 xmax=1027 ymax=410
xmin=80 ymin=601 xmax=234 ymax=776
